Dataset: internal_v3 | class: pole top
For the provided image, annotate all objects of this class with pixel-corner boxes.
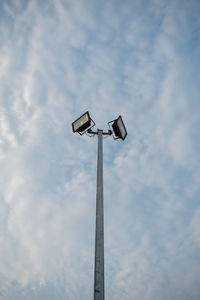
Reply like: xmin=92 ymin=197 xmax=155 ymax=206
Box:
xmin=87 ymin=129 xmax=112 ymax=136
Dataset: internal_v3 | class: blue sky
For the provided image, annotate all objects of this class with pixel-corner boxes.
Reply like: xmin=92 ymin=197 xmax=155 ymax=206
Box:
xmin=0 ymin=0 xmax=200 ymax=299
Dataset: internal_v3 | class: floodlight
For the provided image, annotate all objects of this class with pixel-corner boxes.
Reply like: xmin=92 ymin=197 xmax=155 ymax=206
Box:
xmin=111 ymin=116 xmax=127 ymax=140
xmin=72 ymin=111 xmax=95 ymax=135
xmin=72 ymin=112 xmax=127 ymax=299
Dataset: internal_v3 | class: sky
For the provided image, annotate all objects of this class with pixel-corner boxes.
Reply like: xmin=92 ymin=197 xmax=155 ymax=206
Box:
xmin=0 ymin=0 xmax=200 ymax=299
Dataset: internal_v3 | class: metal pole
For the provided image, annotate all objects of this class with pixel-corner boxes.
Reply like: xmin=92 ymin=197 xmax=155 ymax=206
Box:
xmin=94 ymin=129 xmax=105 ymax=300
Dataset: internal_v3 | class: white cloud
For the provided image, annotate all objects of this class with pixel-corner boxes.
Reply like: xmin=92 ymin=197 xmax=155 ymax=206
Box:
xmin=0 ymin=0 xmax=200 ymax=299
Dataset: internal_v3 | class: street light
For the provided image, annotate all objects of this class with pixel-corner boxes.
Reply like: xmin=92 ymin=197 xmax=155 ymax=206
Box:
xmin=72 ymin=111 xmax=95 ymax=135
xmin=72 ymin=112 xmax=127 ymax=300
xmin=108 ymin=115 xmax=127 ymax=140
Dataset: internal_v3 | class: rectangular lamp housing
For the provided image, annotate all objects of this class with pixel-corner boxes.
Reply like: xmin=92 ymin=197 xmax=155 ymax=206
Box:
xmin=112 ymin=116 xmax=127 ymax=140
xmin=72 ymin=111 xmax=91 ymax=133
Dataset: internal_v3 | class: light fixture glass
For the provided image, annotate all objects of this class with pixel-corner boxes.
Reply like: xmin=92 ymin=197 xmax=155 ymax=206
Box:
xmin=72 ymin=111 xmax=91 ymax=133
xmin=112 ymin=116 xmax=127 ymax=140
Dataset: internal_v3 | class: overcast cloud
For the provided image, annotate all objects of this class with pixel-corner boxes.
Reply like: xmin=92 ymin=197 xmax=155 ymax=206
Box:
xmin=0 ymin=0 xmax=200 ymax=299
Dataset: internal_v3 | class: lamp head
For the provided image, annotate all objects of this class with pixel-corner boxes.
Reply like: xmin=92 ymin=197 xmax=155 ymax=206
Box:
xmin=72 ymin=111 xmax=91 ymax=133
xmin=112 ymin=116 xmax=127 ymax=140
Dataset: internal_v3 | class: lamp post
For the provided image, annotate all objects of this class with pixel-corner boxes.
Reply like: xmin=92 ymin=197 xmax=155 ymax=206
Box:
xmin=72 ymin=112 xmax=127 ymax=300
